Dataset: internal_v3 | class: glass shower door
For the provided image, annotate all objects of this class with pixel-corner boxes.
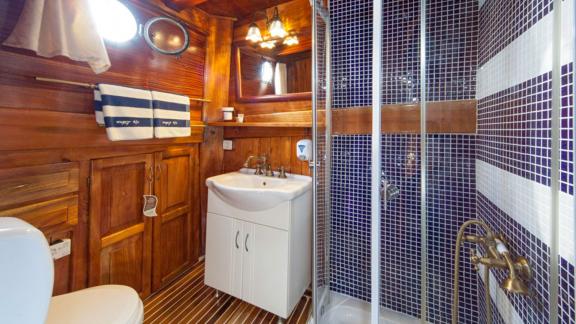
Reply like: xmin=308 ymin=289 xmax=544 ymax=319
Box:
xmin=311 ymin=0 xmax=331 ymax=321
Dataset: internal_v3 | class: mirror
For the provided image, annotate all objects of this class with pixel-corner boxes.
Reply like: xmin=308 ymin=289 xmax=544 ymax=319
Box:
xmin=235 ymin=47 xmax=312 ymax=102
xmin=143 ymin=17 xmax=189 ymax=55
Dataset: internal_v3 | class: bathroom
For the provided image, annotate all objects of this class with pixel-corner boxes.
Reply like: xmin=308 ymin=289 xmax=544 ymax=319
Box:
xmin=0 ymin=0 xmax=573 ymax=323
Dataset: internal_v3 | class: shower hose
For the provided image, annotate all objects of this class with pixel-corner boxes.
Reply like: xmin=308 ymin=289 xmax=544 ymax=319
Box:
xmin=452 ymin=219 xmax=494 ymax=324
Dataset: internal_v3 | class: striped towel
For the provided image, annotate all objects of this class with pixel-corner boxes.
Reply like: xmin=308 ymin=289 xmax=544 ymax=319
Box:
xmin=98 ymin=84 xmax=154 ymax=141
xmin=151 ymin=91 xmax=191 ymax=138
xmin=93 ymin=88 xmax=104 ymax=126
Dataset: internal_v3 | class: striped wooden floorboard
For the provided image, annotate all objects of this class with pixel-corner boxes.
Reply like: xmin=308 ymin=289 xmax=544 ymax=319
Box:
xmin=143 ymin=261 xmax=311 ymax=324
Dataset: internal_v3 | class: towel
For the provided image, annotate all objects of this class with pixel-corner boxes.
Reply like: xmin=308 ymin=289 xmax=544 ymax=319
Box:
xmin=94 ymin=88 xmax=104 ymax=126
xmin=98 ymin=84 xmax=154 ymax=141
xmin=151 ymin=91 xmax=191 ymax=138
xmin=3 ymin=0 xmax=111 ymax=74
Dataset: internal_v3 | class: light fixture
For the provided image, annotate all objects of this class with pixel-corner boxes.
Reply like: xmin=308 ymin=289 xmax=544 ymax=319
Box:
xmin=260 ymin=40 xmax=276 ymax=49
xmin=88 ymin=0 xmax=137 ymax=43
xmin=268 ymin=7 xmax=287 ymax=38
xmin=245 ymin=22 xmax=263 ymax=43
xmin=245 ymin=7 xmax=296 ymax=49
xmin=283 ymin=35 xmax=299 ymax=46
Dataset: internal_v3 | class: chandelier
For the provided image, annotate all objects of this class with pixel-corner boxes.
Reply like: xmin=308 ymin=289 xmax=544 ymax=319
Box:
xmin=245 ymin=7 xmax=299 ymax=49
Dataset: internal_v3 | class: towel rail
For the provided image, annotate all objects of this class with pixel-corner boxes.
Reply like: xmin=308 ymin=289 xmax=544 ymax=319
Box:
xmin=34 ymin=76 xmax=211 ymax=102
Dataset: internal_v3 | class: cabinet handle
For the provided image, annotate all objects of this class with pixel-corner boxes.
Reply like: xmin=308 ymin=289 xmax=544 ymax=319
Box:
xmin=235 ymin=230 xmax=240 ymax=249
xmin=245 ymin=233 xmax=249 ymax=252
xmin=155 ymin=165 xmax=162 ymax=180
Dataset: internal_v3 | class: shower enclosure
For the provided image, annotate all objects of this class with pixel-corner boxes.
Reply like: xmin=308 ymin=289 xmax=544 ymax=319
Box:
xmin=311 ymin=0 xmax=576 ymax=323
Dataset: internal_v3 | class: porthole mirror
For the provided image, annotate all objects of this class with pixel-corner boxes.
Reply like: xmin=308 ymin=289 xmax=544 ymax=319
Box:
xmin=143 ymin=17 xmax=189 ymax=55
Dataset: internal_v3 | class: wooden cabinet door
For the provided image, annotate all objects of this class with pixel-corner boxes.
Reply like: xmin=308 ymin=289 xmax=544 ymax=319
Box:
xmin=242 ymin=223 xmax=289 ymax=318
xmin=204 ymin=212 xmax=243 ymax=299
xmin=152 ymin=147 xmax=199 ymax=291
xmin=89 ymin=154 xmax=154 ymax=298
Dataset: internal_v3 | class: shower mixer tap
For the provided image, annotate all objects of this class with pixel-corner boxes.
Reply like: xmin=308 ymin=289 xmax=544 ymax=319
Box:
xmin=452 ymin=220 xmax=533 ymax=324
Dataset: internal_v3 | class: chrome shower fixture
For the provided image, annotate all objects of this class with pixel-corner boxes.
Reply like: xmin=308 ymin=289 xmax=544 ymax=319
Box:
xmin=452 ymin=219 xmax=533 ymax=324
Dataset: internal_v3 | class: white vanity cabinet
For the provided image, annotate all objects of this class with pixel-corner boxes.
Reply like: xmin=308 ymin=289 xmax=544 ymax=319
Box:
xmin=204 ymin=186 xmax=311 ymax=319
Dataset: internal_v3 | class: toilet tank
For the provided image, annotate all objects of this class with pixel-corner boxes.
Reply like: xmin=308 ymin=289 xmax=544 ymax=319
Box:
xmin=0 ymin=217 xmax=54 ymax=323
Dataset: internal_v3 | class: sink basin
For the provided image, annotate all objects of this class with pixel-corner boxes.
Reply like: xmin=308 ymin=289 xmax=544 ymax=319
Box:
xmin=206 ymin=168 xmax=312 ymax=211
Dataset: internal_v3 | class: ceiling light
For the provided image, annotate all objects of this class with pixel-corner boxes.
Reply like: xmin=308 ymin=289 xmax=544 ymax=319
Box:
xmin=283 ymin=35 xmax=299 ymax=46
xmin=268 ymin=7 xmax=287 ymax=38
xmin=245 ymin=22 xmax=262 ymax=43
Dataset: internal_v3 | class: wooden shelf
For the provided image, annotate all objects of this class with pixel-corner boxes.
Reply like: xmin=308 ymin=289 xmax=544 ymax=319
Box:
xmin=207 ymin=121 xmax=312 ymax=128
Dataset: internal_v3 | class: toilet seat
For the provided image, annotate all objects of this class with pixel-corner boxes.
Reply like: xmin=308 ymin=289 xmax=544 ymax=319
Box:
xmin=46 ymin=285 xmax=143 ymax=324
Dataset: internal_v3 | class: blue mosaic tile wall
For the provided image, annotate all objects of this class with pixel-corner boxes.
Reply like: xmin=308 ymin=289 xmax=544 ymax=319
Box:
xmin=477 ymin=193 xmax=551 ymax=323
xmin=476 ymin=0 xmax=575 ymax=322
xmin=330 ymin=0 xmax=478 ymax=107
xmin=478 ymin=0 xmax=553 ymax=66
xmin=477 ymin=71 xmax=553 ymax=187
xmin=330 ymin=135 xmax=479 ymax=323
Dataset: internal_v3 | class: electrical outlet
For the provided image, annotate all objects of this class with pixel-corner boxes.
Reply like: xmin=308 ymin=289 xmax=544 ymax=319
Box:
xmin=49 ymin=239 xmax=71 ymax=260
xmin=223 ymin=140 xmax=233 ymax=150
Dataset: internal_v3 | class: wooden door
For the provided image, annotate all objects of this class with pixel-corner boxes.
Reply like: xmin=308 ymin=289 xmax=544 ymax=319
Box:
xmin=204 ymin=212 xmax=243 ymax=299
xmin=152 ymin=146 xmax=200 ymax=291
xmin=89 ymin=154 xmax=154 ymax=298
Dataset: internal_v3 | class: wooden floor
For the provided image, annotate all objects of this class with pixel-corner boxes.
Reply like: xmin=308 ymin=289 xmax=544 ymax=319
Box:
xmin=143 ymin=261 xmax=311 ymax=324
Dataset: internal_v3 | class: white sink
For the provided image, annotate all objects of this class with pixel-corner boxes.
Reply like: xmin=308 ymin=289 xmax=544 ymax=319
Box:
xmin=205 ymin=168 xmax=312 ymax=211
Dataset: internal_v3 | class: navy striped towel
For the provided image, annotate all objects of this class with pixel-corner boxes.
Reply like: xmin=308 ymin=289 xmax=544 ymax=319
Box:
xmin=151 ymin=91 xmax=191 ymax=138
xmin=98 ymin=84 xmax=154 ymax=141
xmin=93 ymin=88 xmax=104 ymax=126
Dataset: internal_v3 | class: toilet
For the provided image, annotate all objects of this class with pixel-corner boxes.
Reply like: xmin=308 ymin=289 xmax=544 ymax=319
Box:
xmin=0 ymin=217 xmax=144 ymax=324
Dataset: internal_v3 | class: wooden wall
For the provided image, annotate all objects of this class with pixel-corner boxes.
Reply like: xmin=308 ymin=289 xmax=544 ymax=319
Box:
xmin=222 ymin=127 xmax=311 ymax=176
xmin=228 ymin=0 xmax=312 ymax=117
xmin=0 ymin=0 xmax=221 ymax=295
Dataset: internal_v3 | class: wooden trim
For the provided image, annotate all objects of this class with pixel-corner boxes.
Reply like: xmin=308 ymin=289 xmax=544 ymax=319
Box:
xmin=234 ymin=47 xmax=312 ymax=103
xmin=223 ymin=127 xmax=311 ymax=138
xmin=0 ymin=107 xmax=204 ymax=151
xmin=209 ymin=100 xmax=475 ymax=134
xmin=101 ymin=223 xmax=146 ymax=248
xmin=332 ymin=100 xmax=477 ymax=134
xmin=208 ymin=121 xmax=311 ymax=127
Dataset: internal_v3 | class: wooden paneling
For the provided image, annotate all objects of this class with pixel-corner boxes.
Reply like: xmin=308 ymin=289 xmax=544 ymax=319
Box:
xmin=222 ymin=135 xmax=311 ymax=176
xmin=153 ymin=147 xmax=200 ymax=290
xmin=90 ymin=154 xmax=154 ymax=298
xmin=167 ymin=0 xmax=294 ymax=19
xmin=199 ymin=16 xmax=233 ymax=254
xmin=332 ymin=100 xmax=477 ymax=134
xmin=0 ymin=196 xmax=79 ymax=229
xmin=0 ymin=0 xmax=208 ymax=156
xmin=285 ymin=51 xmax=312 ymax=93
xmin=0 ymin=162 xmax=79 ymax=210
xmin=143 ymin=261 xmax=311 ymax=324
xmin=0 ymin=0 xmax=211 ymax=300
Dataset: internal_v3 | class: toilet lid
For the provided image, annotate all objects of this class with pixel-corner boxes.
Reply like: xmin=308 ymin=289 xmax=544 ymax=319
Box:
xmin=46 ymin=285 xmax=143 ymax=324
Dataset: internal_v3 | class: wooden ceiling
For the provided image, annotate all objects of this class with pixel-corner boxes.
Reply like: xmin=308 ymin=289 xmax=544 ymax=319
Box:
xmin=164 ymin=0 xmax=295 ymax=18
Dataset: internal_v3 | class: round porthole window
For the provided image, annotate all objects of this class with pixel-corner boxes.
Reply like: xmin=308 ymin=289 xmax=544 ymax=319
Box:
xmin=89 ymin=0 xmax=138 ymax=43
